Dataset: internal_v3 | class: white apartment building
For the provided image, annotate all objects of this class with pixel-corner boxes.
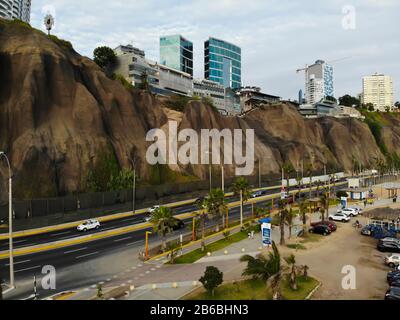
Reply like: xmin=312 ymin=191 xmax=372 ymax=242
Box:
xmin=305 ymin=60 xmax=334 ymax=105
xmin=0 ymin=0 xmax=31 ymax=23
xmin=362 ymin=73 xmax=394 ymax=111
xmin=113 ymin=45 xmax=193 ymax=97
xmin=193 ymin=79 xmax=226 ymax=111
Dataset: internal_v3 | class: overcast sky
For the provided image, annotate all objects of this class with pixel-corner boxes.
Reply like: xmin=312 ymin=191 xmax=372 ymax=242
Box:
xmin=30 ymin=0 xmax=399 ymax=101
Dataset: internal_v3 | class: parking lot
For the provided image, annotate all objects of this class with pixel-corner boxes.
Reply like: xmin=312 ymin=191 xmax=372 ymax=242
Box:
xmin=293 ymin=214 xmax=395 ymax=300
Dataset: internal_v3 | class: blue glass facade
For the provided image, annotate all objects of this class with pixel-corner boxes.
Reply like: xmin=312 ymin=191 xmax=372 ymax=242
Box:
xmin=323 ymin=64 xmax=334 ymax=97
xmin=160 ymin=35 xmax=193 ymax=76
xmin=204 ymin=37 xmax=241 ymax=89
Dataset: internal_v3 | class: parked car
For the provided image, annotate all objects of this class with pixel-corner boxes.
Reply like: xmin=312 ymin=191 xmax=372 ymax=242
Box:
xmin=311 ymin=221 xmax=337 ymax=232
xmin=387 ymin=270 xmax=400 ymax=284
xmin=309 ymin=225 xmax=332 ymax=236
xmin=380 ymin=237 xmax=400 ymax=246
xmin=329 ymin=213 xmax=351 ymax=223
xmin=351 ymin=207 xmax=363 ymax=214
xmin=361 ymin=225 xmax=374 ymax=236
xmin=390 ymin=279 xmax=400 ymax=288
xmin=77 ymin=219 xmax=100 ymax=232
xmin=337 ymin=208 xmax=358 ymax=217
xmin=385 ymin=287 xmax=400 ymax=300
xmin=385 ymin=254 xmax=400 ymax=268
xmin=378 ymin=242 xmax=400 ymax=253
xmin=251 ymin=190 xmax=267 ymax=198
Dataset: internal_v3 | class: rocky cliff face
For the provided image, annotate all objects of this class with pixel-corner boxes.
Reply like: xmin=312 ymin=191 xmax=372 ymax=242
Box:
xmin=0 ymin=19 xmax=394 ymax=201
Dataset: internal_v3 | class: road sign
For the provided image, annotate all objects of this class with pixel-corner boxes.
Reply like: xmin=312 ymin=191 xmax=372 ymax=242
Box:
xmin=261 ymin=222 xmax=272 ymax=247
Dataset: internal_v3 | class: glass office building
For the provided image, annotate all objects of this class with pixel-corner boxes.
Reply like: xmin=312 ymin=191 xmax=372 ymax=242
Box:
xmin=204 ymin=37 xmax=241 ymax=89
xmin=160 ymin=35 xmax=193 ymax=76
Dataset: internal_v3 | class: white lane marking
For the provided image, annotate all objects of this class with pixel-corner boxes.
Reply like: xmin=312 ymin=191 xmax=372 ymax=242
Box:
xmin=75 ymin=251 xmax=99 ymax=259
xmin=122 ymin=218 xmax=138 ymax=222
xmin=51 ymin=231 xmax=71 ymax=237
xmin=13 ymin=239 xmax=28 ymax=244
xmin=5 ymin=259 xmax=30 ymax=266
xmin=113 ymin=237 xmax=132 ymax=243
xmin=64 ymin=247 xmax=88 ymax=254
xmin=126 ymin=240 xmax=144 ymax=247
xmin=15 ymin=265 xmax=41 ymax=273
xmin=101 ymin=227 xmax=115 ymax=231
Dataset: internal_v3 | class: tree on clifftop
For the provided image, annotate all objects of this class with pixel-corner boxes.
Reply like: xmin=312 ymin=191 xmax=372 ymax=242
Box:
xmin=339 ymin=94 xmax=360 ymax=108
xmin=93 ymin=46 xmax=116 ymax=76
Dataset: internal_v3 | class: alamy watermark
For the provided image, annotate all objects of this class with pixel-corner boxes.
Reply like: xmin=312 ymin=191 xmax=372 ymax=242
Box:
xmin=341 ymin=265 xmax=357 ymax=290
xmin=342 ymin=5 xmax=356 ymax=30
xmin=146 ymin=121 xmax=255 ymax=176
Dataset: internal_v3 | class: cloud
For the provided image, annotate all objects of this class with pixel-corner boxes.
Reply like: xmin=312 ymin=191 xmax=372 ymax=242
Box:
xmin=30 ymin=0 xmax=400 ymax=101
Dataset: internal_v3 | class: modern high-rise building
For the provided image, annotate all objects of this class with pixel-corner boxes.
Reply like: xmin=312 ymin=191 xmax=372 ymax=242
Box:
xmin=362 ymin=73 xmax=394 ymax=111
xmin=204 ymin=37 xmax=241 ymax=89
xmin=160 ymin=35 xmax=193 ymax=77
xmin=305 ymin=60 xmax=334 ymax=105
xmin=0 ymin=0 xmax=31 ymax=23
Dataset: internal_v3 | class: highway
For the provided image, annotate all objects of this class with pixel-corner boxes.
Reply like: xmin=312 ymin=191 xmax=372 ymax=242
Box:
xmin=0 ymin=181 xmax=347 ymax=299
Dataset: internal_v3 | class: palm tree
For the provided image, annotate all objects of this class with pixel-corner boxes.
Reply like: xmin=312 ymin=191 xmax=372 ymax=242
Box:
xmin=284 ymin=254 xmax=298 ymax=291
xmin=282 ymin=162 xmax=295 ymax=195
xmin=203 ymin=189 xmax=227 ymax=231
xmin=232 ymin=177 xmax=251 ymax=228
xmin=240 ymin=241 xmax=282 ymax=299
xmin=278 ymin=200 xmax=288 ymax=246
xmin=285 ymin=207 xmax=297 ymax=239
xmin=196 ymin=202 xmax=209 ymax=252
xmin=319 ymin=192 xmax=330 ymax=222
xmin=299 ymin=200 xmax=309 ymax=234
xmin=150 ymin=206 xmax=178 ymax=252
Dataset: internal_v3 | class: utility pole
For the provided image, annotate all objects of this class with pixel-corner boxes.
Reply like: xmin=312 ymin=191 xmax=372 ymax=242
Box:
xmin=0 ymin=152 xmax=14 ymax=289
xmin=258 ymin=159 xmax=262 ymax=189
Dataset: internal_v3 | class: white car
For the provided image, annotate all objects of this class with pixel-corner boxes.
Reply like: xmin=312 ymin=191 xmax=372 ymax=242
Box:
xmin=351 ymin=207 xmax=363 ymax=214
xmin=337 ymin=208 xmax=358 ymax=217
xmin=329 ymin=213 xmax=351 ymax=222
xmin=385 ymin=254 xmax=400 ymax=268
xmin=148 ymin=205 xmax=160 ymax=214
xmin=77 ymin=219 xmax=100 ymax=232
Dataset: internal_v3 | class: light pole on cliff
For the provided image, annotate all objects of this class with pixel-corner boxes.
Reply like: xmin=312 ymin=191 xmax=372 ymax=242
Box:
xmin=128 ymin=155 xmax=137 ymax=215
xmin=0 ymin=152 xmax=14 ymax=289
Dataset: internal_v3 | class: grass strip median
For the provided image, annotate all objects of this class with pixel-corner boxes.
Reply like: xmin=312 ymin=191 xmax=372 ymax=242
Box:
xmin=173 ymin=231 xmax=249 ymax=264
xmin=184 ymin=275 xmax=319 ymax=300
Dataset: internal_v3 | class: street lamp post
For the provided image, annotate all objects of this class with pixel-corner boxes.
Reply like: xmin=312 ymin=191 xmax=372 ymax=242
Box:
xmin=0 ymin=151 xmax=14 ymax=288
xmin=258 ymin=159 xmax=262 ymax=189
xmin=221 ymin=164 xmax=225 ymax=194
xmin=128 ymin=156 xmax=137 ymax=215
xmin=145 ymin=231 xmax=152 ymax=260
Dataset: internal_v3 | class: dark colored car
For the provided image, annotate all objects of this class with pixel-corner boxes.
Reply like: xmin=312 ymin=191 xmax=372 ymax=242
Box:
xmin=388 ymin=271 xmax=400 ymax=284
xmin=172 ymin=218 xmax=185 ymax=231
xmin=195 ymin=197 xmax=207 ymax=206
xmin=309 ymin=225 xmax=331 ymax=236
xmin=385 ymin=287 xmax=400 ymax=300
xmin=378 ymin=242 xmax=400 ymax=253
xmin=311 ymin=221 xmax=337 ymax=232
xmin=361 ymin=225 xmax=373 ymax=236
xmin=390 ymin=279 xmax=400 ymax=288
